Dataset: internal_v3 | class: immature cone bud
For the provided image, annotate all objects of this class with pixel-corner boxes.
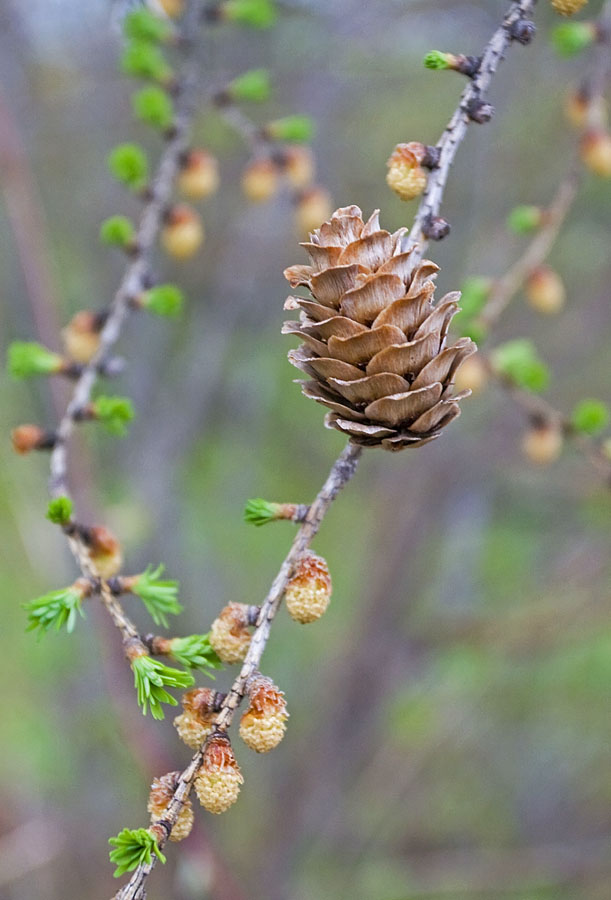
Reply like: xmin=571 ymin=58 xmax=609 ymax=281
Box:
xmin=85 ymin=525 xmax=123 ymax=578
xmin=241 ymin=158 xmax=279 ymax=202
xmin=174 ymin=687 xmax=219 ymax=749
xmin=239 ymin=675 xmax=288 ymax=752
xmin=285 ymin=552 xmax=331 ymax=624
xmin=194 ymin=734 xmax=243 ymax=814
xmin=209 ymin=603 xmax=254 ymax=663
xmin=453 ymin=354 xmax=488 ymax=395
xmin=147 ymin=772 xmax=194 ymax=842
xmin=158 ymin=0 xmax=185 ymax=17
xmin=522 ymin=422 xmax=564 ymax=464
xmin=11 ymin=424 xmax=52 ymax=454
xmin=62 ymin=311 xmax=105 ymax=364
xmin=525 ymin=266 xmax=566 ymax=314
xmin=550 ymin=0 xmax=588 ymax=15
xmin=580 ymin=130 xmax=611 ymax=178
xmin=178 ymin=150 xmax=220 ymax=200
xmin=386 ymin=143 xmax=428 ymax=201
xmin=295 ymin=187 xmax=333 ymax=237
xmin=281 ymin=146 xmax=315 ymax=189
xmin=161 ymin=206 xmax=205 ymax=259
xmin=564 ymin=89 xmax=608 ymax=129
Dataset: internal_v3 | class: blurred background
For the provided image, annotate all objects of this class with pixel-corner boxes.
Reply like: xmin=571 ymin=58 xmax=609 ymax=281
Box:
xmin=1 ymin=1 xmax=611 ymax=898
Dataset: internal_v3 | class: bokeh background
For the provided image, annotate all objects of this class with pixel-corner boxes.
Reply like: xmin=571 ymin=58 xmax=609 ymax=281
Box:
xmin=1 ymin=1 xmax=611 ymax=898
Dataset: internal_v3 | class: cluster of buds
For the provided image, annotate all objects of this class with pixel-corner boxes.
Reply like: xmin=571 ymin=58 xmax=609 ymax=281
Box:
xmin=522 ymin=418 xmax=564 ymax=465
xmin=525 ymin=266 xmax=566 ymax=315
xmin=209 ymin=602 xmax=258 ymax=662
xmin=174 ymin=687 xmax=223 ymax=749
xmin=194 ymin=733 xmax=244 ymax=814
xmin=147 ymin=771 xmax=194 ymax=842
xmin=386 ymin=142 xmax=438 ymax=202
xmin=284 ymin=552 xmax=332 ymax=624
xmin=239 ymin=674 xmax=288 ymax=752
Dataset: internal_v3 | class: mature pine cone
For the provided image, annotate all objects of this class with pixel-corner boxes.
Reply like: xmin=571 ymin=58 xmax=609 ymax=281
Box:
xmin=283 ymin=206 xmax=476 ymax=450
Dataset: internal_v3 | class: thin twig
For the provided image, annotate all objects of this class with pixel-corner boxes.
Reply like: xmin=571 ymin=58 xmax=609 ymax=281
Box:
xmin=114 ymin=442 xmax=362 ymax=900
xmin=407 ymin=0 xmax=536 ymax=265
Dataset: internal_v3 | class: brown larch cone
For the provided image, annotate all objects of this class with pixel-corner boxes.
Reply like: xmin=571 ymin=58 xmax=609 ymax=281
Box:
xmin=173 ymin=687 xmax=219 ymax=750
xmin=147 ymin=771 xmax=194 ymax=842
xmin=239 ymin=675 xmax=289 ymax=752
xmin=194 ymin=733 xmax=243 ymax=814
xmin=283 ymin=207 xmax=476 ymax=451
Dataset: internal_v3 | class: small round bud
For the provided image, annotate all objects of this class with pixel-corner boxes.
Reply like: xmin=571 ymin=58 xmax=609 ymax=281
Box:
xmin=194 ymin=734 xmax=243 ymax=814
xmin=295 ymin=187 xmax=333 ymax=237
xmin=84 ymin=525 xmax=123 ymax=578
xmin=522 ymin=422 xmax=564 ymax=465
xmin=525 ymin=266 xmax=566 ymax=314
xmin=550 ymin=0 xmax=588 ymax=16
xmin=158 ymin=0 xmax=185 ymax=18
xmin=239 ymin=675 xmax=288 ymax=753
xmin=453 ymin=354 xmax=488 ymax=395
xmin=178 ymin=150 xmax=220 ymax=200
xmin=280 ymin=145 xmax=315 ymax=189
xmin=466 ymin=99 xmax=494 ymax=124
xmin=62 ymin=311 xmax=105 ymax=364
xmin=209 ymin=603 xmax=255 ymax=663
xmin=241 ymin=158 xmax=279 ymax=202
xmin=506 ymin=205 xmax=543 ymax=234
xmin=147 ymin=772 xmax=194 ymax=842
xmin=11 ymin=424 xmax=54 ymax=454
xmin=422 ymin=215 xmax=451 ymax=241
xmin=386 ymin=143 xmax=428 ymax=201
xmin=510 ymin=19 xmax=536 ymax=44
xmin=161 ymin=205 xmax=205 ymax=259
xmin=564 ymin=88 xmax=608 ymax=129
xmin=580 ymin=130 xmax=611 ymax=178
xmin=285 ymin=552 xmax=331 ymax=624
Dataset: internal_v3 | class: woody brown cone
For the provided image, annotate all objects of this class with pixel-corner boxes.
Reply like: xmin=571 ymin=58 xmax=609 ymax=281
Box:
xmin=283 ymin=206 xmax=476 ymax=450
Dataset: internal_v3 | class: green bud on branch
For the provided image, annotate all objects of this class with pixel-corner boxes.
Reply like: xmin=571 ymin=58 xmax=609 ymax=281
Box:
xmin=551 ymin=22 xmax=596 ymax=57
xmin=127 ymin=564 xmax=182 ymax=627
xmin=100 ymin=215 xmax=137 ymax=248
xmin=228 ymin=68 xmax=271 ymax=103
xmin=7 ymin=341 xmax=64 ymax=378
xmin=131 ymin=654 xmax=194 ymax=719
xmin=108 ymin=827 xmax=166 ymax=878
xmin=571 ymin=398 xmax=609 ymax=435
xmin=221 ymin=0 xmax=278 ymax=28
xmin=506 ymin=205 xmax=543 ymax=234
xmin=491 ymin=339 xmax=551 ymax=393
xmin=123 ymin=9 xmax=173 ymax=44
xmin=46 ymin=496 xmax=73 ymax=526
xmin=24 ymin=583 xmax=88 ymax=636
xmin=423 ymin=50 xmax=453 ymax=70
xmin=91 ymin=395 xmax=135 ymax=437
xmin=132 ymin=86 xmax=175 ymax=130
xmin=264 ymin=115 xmax=315 ymax=143
xmin=139 ymin=284 xmax=185 ymax=317
xmin=244 ymin=498 xmax=305 ymax=525
xmin=120 ymin=40 xmax=173 ymax=83
xmin=107 ymin=144 xmax=149 ymax=191
xmin=168 ymin=634 xmax=223 ymax=673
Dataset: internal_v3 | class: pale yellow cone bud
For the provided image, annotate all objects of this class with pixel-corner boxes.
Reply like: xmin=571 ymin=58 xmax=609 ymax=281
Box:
xmin=174 ymin=687 xmax=220 ymax=749
xmin=295 ymin=187 xmax=333 ymax=237
xmin=564 ymin=90 xmax=608 ymax=130
xmin=282 ymin=146 xmax=315 ymax=189
xmin=86 ymin=525 xmax=123 ymax=578
xmin=62 ymin=311 xmax=103 ymax=364
xmin=209 ymin=603 xmax=254 ymax=663
xmin=581 ymin=130 xmax=611 ymax=178
xmin=522 ymin=423 xmax=564 ymax=465
xmin=285 ymin=552 xmax=331 ymax=624
xmin=161 ymin=205 xmax=205 ymax=259
xmin=550 ymin=0 xmax=588 ymax=15
xmin=239 ymin=675 xmax=288 ymax=753
xmin=178 ymin=150 xmax=220 ymax=200
xmin=386 ymin=143 xmax=428 ymax=201
xmin=241 ymin=158 xmax=279 ymax=203
xmin=194 ymin=734 xmax=243 ymax=814
xmin=174 ymin=712 xmax=213 ymax=750
xmin=453 ymin=354 xmax=488 ymax=395
xmin=525 ymin=266 xmax=566 ymax=314
xmin=147 ymin=772 xmax=194 ymax=842
xmin=158 ymin=0 xmax=185 ymax=17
